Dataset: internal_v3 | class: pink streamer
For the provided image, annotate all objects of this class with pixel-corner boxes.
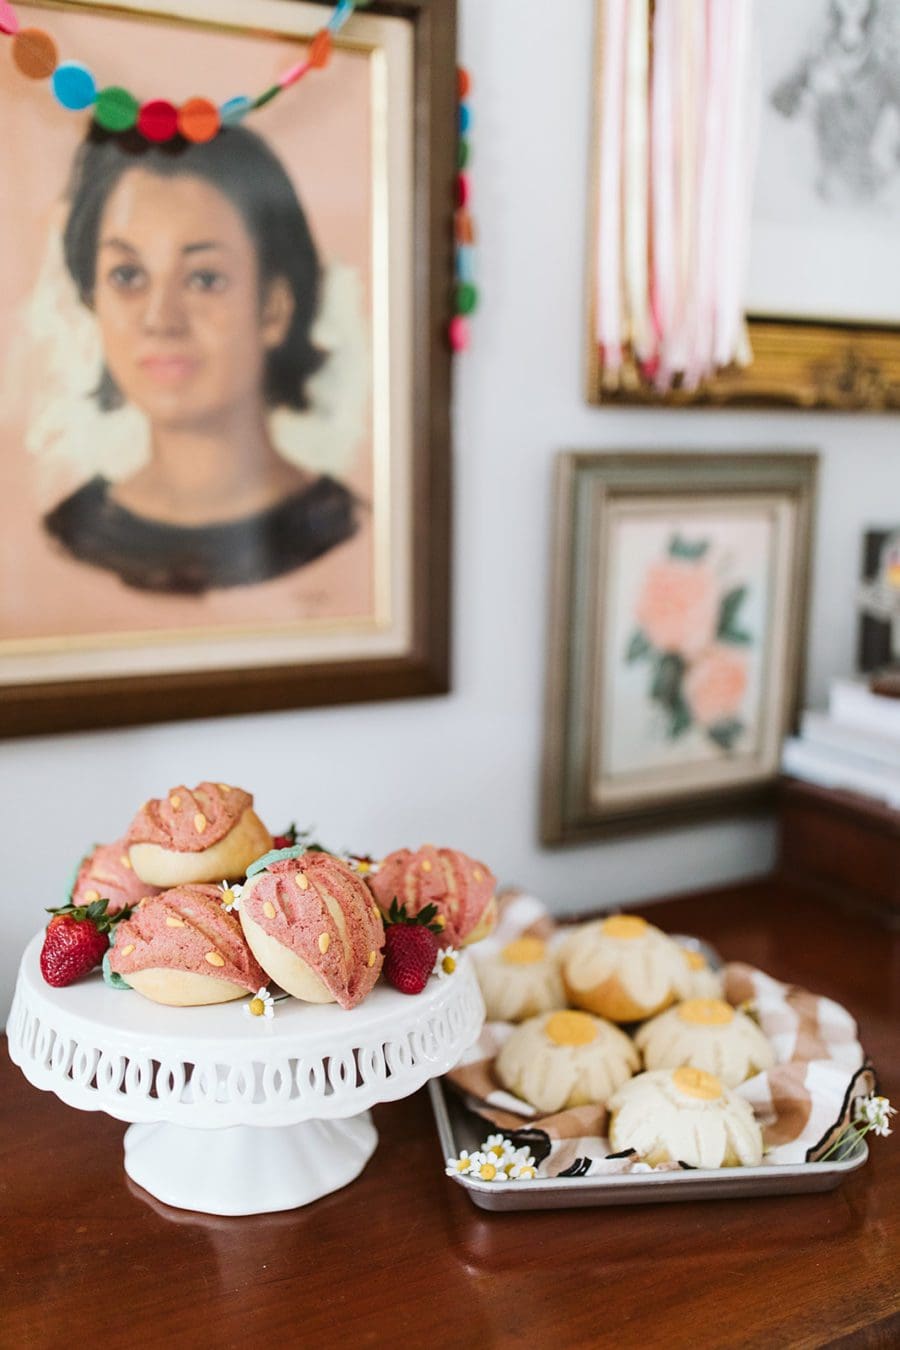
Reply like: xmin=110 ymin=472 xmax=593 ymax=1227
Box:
xmin=595 ymin=0 xmax=628 ymax=378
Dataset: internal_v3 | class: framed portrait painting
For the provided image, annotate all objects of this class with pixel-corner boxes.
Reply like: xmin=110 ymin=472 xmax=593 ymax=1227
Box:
xmin=541 ymin=453 xmax=818 ymax=842
xmin=0 ymin=0 xmax=455 ymax=737
xmin=586 ymin=0 xmax=900 ymax=410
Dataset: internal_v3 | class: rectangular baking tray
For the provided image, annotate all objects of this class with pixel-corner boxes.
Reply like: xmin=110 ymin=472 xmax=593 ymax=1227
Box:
xmin=430 ymin=934 xmax=868 ymax=1211
xmin=429 ymin=1080 xmax=868 ymax=1210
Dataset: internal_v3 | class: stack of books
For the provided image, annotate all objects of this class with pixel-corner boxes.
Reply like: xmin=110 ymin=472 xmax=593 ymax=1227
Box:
xmin=782 ymin=678 xmax=900 ymax=810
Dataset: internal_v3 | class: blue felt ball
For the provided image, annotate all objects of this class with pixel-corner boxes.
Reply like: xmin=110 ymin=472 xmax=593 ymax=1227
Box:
xmin=52 ymin=61 xmax=97 ymax=112
xmin=220 ymin=95 xmax=253 ymax=123
xmin=459 ymin=103 xmax=471 ymax=135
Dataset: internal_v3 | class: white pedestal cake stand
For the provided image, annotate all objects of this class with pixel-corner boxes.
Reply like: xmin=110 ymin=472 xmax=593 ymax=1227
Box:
xmin=7 ymin=931 xmax=484 ymax=1217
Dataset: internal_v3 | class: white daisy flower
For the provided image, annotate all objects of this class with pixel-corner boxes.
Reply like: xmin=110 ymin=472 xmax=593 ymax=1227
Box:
xmin=630 ymin=1162 xmax=654 ymax=1173
xmin=243 ymin=987 xmax=275 ymax=1020
xmin=855 ymin=1094 xmax=896 ymax=1138
xmin=473 ymin=1156 xmax=509 ymax=1182
xmin=445 ymin=1149 xmax=482 ymax=1177
xmin=220 ymin=880 xmax=243 ymax=912
xmin=347 ymin=854 xmax=380 ymax=878
xmin=433 ymin=947 xmax=459 ymax=980
xmin=481 ymin=1132 xmax=515 ymax=1161
xmin=508 ymin=1162 xmax=538 ymax=1181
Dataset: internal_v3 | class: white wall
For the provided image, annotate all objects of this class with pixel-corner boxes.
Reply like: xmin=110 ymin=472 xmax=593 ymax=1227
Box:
xmin=3 ymin=0 xmax=899 ymax=1010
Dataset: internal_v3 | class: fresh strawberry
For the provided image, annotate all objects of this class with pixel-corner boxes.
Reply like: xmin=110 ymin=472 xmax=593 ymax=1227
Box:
xmin=381 ymin=898 xmax=442 ymax=995
xmin=39 ymin=898 xmax=123 ymax=988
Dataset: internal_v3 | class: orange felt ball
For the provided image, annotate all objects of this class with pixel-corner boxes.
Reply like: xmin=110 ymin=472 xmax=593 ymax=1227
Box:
xmin=457 ymin=67 xmax=471 ymax=99
xmin=178 ymin=97 xmax=220 ymax=144
xmin=455 ymin=209 xmax=475 ymax=246
xmin=308 ymin=28 xmax=332 ymax=69
xmin=12 ymin=27 xmax=57 ymax=80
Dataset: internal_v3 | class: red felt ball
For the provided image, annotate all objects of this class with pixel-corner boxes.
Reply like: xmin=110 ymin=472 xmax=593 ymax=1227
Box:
xmin=137 ymin=98 xmax=179 ymax=143
xmin=449 ymin=315 xmax=470 ymax=353
xmin=456 ymin=173 xmax=470 ymax=209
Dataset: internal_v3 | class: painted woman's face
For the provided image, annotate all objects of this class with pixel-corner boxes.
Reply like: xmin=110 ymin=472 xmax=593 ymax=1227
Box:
xmin=93 ymin=169 xmax=293 ymax=430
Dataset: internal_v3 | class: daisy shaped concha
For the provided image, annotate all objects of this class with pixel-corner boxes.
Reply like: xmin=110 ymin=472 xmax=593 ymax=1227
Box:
xmin=368 ymin=845 xmax=496 ymax=947
xmin=562 ymin=914 xmax=692 ymax=1023
xmin=495 ymin=1009 xmax=640 ymax=1115
xmin=679 ymin=946 xmax=724 ymax=1001
xmin=475 ymin=936 xmax=566 ymax=1022
xmin=635 ymin=998 xmax=775 ymax=1088
xmin=608 ymin=1067 xmax=764 ymax=1169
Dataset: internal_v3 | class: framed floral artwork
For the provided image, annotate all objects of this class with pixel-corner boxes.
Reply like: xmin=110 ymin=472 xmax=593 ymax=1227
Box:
xmin=541 ymin=453 xmax=818 ymax=841
xmin=0 ymin=0 xmax=454 ymax=738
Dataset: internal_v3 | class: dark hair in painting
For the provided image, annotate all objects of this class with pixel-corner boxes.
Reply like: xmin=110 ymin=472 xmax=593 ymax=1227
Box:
xmin=62 ymin=123 xmax=325 ymax=411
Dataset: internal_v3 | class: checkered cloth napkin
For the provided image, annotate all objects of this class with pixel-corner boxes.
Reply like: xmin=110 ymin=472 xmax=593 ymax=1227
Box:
xmin=447 ymin=891 xmax=875 ymax=1178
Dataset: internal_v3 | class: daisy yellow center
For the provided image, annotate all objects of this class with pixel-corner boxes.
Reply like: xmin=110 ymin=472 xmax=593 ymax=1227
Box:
xmin=222 ymin=889 xmax=236 ymax=907
xmin=502 ymin=937 xmax=545 ymax=965
xmin=356 ymin=860 xmax=371 ymax=874
xmin=441 ymin=954 xmax=457 ymax=974
xmin=602 ymin=914 xmax=648 ymax=940
xmin=673 ymin=1066 xmax=723 ymax=1101
xmin=487 ymin=1143 xmax=505 ymax=1158
xmin=684 ymin=950 xmax=707 ymax=972
xmin=678 ymin=998 xmax=734 ymax=1026
xmin=249 ymin=998 xmax=266 ymax=1017
xmin=478 ymin=1162 xmax=498 ymax=1181
xmin=545 ymin=1010 xmax=597 ymax=1047
xmin=455 ymin=1158 xmax=472 ymax=1172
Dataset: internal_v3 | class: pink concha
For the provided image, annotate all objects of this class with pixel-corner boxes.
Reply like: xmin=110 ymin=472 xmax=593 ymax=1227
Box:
xmin=369 ymin=845 xmax=497 ymax=946
xmin=126 ymin=781 xmax=254 ymax=851
xmin=71 ymin=838 xmax=160 ymax=915
xmin=109 ymin=885 xmax=266 ymax=992
xmin=240 ymin=852 xmax=385 ymax=1010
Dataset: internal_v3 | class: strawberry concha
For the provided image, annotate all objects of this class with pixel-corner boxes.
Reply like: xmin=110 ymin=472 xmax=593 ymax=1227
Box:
xmin=368 ymin=845 xmax=497 ymax=947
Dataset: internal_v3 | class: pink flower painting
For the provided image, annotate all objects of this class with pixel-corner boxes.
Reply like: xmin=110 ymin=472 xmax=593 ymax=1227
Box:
xmin=626 ymin=534 xmax=752 ymax=751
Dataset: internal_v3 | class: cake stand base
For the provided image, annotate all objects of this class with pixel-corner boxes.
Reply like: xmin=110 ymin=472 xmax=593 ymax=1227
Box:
xmin=123 ymin=1112 xmax=378 ymax=1216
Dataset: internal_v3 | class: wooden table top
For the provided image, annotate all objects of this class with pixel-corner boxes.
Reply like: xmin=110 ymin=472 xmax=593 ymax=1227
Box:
xmin=3 ymin=879 xmax=898 ymax=1350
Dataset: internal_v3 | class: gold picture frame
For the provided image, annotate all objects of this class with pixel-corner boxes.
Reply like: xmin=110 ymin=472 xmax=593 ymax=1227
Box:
xmin=585 ymin=0 xmax=900 ymax=411
xmin=0 ymin=0 xmax=455 ymax=737
xmin=541 ymin=453 xmax=818 ymax=843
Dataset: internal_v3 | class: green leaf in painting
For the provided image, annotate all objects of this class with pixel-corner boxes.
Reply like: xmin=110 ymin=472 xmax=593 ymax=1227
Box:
xmin=668 ymin=534 xmax=710 ymax=561
xmin=625 ymin=629 xmax=652 ymax=662
xmin=707 ymin=719 xmax=744 ymax=751
xmin=669 ymin=698 xmax=692 ymax=739
xmin=651 ymin=653 xmax=685 ymax=710
xmin=717 ymin=586 xmax=752 ymax=644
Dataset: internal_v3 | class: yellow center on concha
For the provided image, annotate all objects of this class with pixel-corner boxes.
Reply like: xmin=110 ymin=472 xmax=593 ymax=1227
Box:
xmin=677 ymin=998 xmax=734 ymax=1026
xmin=673 ymin=1066 xmax=724 ymax=1101
xmin=601 ymin=914 xmax=648 ymax=940
xmin=502 ymin=937 xmax=546 ymax=965
xmin=545 ymin=1010 xmax=598 ymax=1047
xmin=684 ymin=950 xmax=707 ymax=972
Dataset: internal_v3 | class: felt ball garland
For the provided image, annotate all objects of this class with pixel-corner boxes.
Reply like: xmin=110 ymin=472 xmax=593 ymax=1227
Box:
xmin=0 ymin=0 xmax=373 ymax=143
xmin=451 ymin=66 xmax=478 ymax=353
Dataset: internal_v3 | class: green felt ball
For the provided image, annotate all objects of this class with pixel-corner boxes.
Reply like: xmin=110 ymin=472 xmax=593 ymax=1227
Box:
xmin=455 ymin=281 xmax=478 ymax=315
xmin=94 ymin=85 xmax=138 ymax=132
xmin=457 ymin=138 xmax=470 ymax=170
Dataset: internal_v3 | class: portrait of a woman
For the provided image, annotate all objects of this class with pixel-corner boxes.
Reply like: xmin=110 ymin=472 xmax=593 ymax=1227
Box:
xmin=43 ymin=124 xmax=359 ymax=594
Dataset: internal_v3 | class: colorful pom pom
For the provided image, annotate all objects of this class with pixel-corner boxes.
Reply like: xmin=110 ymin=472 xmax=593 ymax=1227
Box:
xmin=0 ymin=1 xmax=20 ymax=37
xmin=455 ymin=210 xmax=475 ymax=247
xmin=137 ymin=98 xmax=179 ymax=143
xmin=94 ymin=85 xmax=139 ymax=132
xmin=308 ymin=28 xmax=332 ymax=69
xmin=457 ymin=68 xmax=471 ymax=100
xmin=51 ymin=61 xmax=96 ymax=111
xmin=457 ymin=139 xmax=470 ymax=171
xmin=455 ymin=282 xmax=478 ymax=316
xmin=178 ymin=96 xmax=220 ymax=143
xmin=220 ymin=94 xmax=253 ymax=123
xmin=12 ymin=27 xmax=57 ymax=80
xmin=458 ymin=103 xmax=471 ymax=135
xmin=449 ymin=315 xmax=470 ymax=353
xmin=455 ymin=245 xmax=476 ymax=285
xmin=456 ymin=173 xmax=470 ymax=209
